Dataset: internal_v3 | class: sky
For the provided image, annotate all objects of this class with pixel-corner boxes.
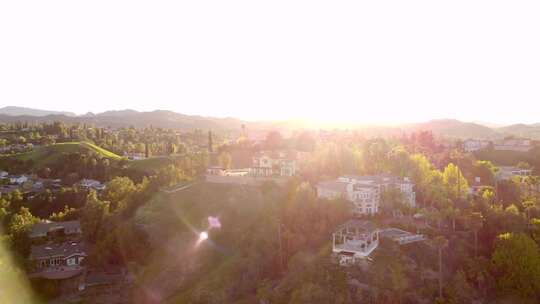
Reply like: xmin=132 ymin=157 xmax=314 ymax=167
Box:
xmin=0 ymin=1 xmax=539 ymax=124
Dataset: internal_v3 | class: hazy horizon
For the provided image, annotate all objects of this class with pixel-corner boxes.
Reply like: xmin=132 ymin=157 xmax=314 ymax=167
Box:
xmin=1 ymin=1 xmax=539 ymax=124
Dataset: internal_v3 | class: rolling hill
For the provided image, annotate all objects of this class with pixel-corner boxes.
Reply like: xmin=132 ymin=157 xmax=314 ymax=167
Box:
xmin=0 ymin=142 xmax=122 ymax=170
xmin=0 ymin=109 xmax=246 ymax=134
xmin=2 ymin=106 xmax=540 ymax=139
xmin=409 ymin=119 xmax=500 ymax=139
xmin=0 ymin=106 xmax=76 ymax=117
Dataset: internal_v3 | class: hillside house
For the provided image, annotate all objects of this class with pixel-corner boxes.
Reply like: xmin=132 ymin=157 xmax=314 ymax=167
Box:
xmin=496 ymin=166 xmax=532 ymax=181
xmin=206 ymin=166 xmax=226 ymax=176
xmin=463 ymin=139 xmax=490 ymax=152
xmin=332 ymin=220 xmax=379 ymax=266
xmin=124 ymin=152 xmax=145 ymax=160
xmin=8 ymin=174 xmax=29 ymax=185
xmin=494 ymin=138 xmax=532 ymax=152
xmin=79 ymin=179 xmax=105 ymax=191
xmin=29 ymin=241 xmax=87 ymax=279
xmin=379 ymin=228 xmax=426 ymax=245
xmin=251 ymin=150 xmax=296 ymax=177
xmin=29 ymin=220 xmax=82 ymax=241
xmin=317 ymin=175 xmax=416 ymax=216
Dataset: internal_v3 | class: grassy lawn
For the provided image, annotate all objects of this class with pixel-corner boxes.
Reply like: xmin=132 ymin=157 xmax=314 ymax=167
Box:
xmin=0 ymin=142 xmax=122 ymax=170
xmin=128 ymin=157 xmax=174 ymax=172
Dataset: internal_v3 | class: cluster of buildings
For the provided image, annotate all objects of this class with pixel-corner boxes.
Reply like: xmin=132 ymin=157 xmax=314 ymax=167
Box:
xmin=496 ymin=166 xmax=533 ymax=181
xmin=27 ymin=220 xmax=130 ymax=295
xmin=206 ymin=150 xmax=297 ymax=178
xmin=317 ymin=174 xmax=425 ymax=266
xmin=332 ymin=219 xmax=425 ymax=266
xmin=463 ymin=138 xmax=534 ymax=153
xmin=0 ymin=170 xmax=106 ymax=198
xmin=28 ymin=220 xmax=87 ymax=280
xmin=317 ymin=175 xmax=416 ymax=216
xmin=0 ymin=171 xmax=62 ymax=196
xmin=0 ymin=143 xmax=35 ymax=154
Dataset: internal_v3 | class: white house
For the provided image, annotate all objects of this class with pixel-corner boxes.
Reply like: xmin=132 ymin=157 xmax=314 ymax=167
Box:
xmin=332 ymin=220 xmax=379 ymax=266
xmin=206 ymin=166 xmax=226 ymax=176
xmin=317 ymin=175 xmax=416 ymax=216
xmin=9 ymin=175 xmax=29 ymax=185
xmin=463 ymin=139 xmax=491 ymax=152
xmin=494 ymin=138 xmax=532 ymax=152
xmin=496 ymin=166 xmax=532 ymax=181
xmin=251 ymin=151 xmax=297 ymax=177
xmin=79 ymin=179 xmax=105 ymax=191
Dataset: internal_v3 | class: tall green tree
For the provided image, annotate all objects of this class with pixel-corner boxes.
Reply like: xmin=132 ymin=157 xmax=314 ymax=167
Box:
xmin=491 ymin=233 xmax=540 ymax=300
xmin=442 ymin=163 xmax=469 ymax=202
xmin=433 ymin=236 xmax=448 ymax=300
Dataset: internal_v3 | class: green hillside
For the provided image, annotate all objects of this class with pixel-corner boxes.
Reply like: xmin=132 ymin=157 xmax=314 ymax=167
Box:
xmin=133 ymin=181 xmax=350 ymax=303
xmin=128 ymin=157 xmax=176 ymax=173
xmin=0 ymin=142 xmax=122 ymax=170
xmin=134 ymin=182 xmax=276 ymax=302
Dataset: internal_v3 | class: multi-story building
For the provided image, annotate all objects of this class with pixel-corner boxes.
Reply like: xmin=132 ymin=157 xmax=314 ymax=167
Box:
xmin=251 ymin=150 xmax=296 ymax=177
xmin=463 ymin=139 xmax=491 ymax=152
xmin=317 ymin=174 xmax=415 ymax=215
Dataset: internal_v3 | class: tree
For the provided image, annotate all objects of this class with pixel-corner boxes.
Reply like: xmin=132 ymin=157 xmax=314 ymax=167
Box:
xmin=491 ymin=233 xmax=540 ymax=299
xmin=442 ymin=163 xmax=469 ymax=202
xmin=390 ymin=260 xmax=408 ymax=304
xmin=218 ymin=152 xmax=232 ymax=170
xmin=8 ymin=207 xmax=38 ymax=257
xmin=103 ymin=177 xmax=136 ymax=211
xmin=380 ymin=187 xmax=407 ymax=217
xmin=433 ymin=236 xmax=448 ymax=299
xmin=472 ymin=160 xmax=498 ymax=186
xmin=265 ymin=131 xmax=283 ymax=150
xmin=467 ymin=212 xmax=484 ymax=258
xmin=446 ymin=269 xmax=474 ymax=304
xmin=208 ymin=130 xmax=213 ymax=153
xmin=80 ymin=191 xmax=110 ymax=243
xmin=443 ymin=206 xmax=460 ymax=231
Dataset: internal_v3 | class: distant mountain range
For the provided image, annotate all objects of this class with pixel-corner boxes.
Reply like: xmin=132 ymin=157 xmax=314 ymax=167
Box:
xmin=0 ymin=106 xmax=76 ymax=117
xmin=1 ymin=106 xmax=540 ymax=139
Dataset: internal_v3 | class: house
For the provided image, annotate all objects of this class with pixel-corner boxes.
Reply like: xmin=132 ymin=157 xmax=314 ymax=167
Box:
xmin=332 ymin=219 xmax=379 ymax=266
xmin=317 ymin=174 xmax=416 ymax=216
xmin=206 ymin=166 xmax=226 ymax=176
xmin=79 ymin=179 xmax=106 ymax=191
xmin=29 ymin=241 xmax=87 ymax=279
xmin=251 ymin=150 xmax=297 ymax=177
xmin=496 ymin=166 xmax=532 ymax=181
xmin=494 ymin=138 xmax=532 ymax=152
xmin=29 ymin=220 xmax=82 ymax=240
xmin=463 ymin=139 xmax=490 ymax=152
xmin=8 ymin=174 xmax=29 ymax=185
xmin=223 ymin=169 xmax=250 ymax=176
xmin=379 ymin=228 xmax=426 ymax=245
xmin=123 ymin=152 xmax=145 ymax=160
